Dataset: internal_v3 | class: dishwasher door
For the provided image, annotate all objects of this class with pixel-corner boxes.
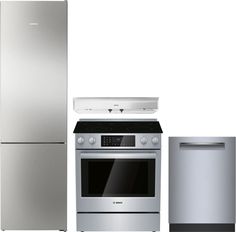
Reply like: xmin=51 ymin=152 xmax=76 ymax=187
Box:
xmin=169 ymin=137 xmax=235 ymax=224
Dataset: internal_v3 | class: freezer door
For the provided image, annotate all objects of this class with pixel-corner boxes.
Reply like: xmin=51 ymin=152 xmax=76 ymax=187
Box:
xmin=0 ymin=144 xmax=67 ymax=230
xmin=169 ymin=137 xmax=235 ymax=223
xmin=0 ymin=1 xmax=67 ymax=142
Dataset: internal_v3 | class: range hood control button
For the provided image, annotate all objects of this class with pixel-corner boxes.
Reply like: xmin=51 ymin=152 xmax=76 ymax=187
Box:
xmin=89 ymin=137 xmax=96 ymax=145
xmin=140 ymin=137 xmax=148 ymax=145
xmin=77 ymin=136 xmax=85 ymax=144
xmin=152 ymin=137 xmax=159 ymax=144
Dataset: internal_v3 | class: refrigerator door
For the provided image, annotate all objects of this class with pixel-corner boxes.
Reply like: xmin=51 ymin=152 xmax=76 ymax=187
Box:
xmin=0 ymin=144 xmax=67 ymax=230
xmin=169 ymin=137 xmax=235 ymax=223
xmin=0 ymin=1 xmax=67 ymax=142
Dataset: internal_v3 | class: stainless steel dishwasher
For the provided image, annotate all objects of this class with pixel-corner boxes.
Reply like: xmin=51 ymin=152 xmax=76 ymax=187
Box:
xmin=169 ymin=137 xmax=235 ymax=232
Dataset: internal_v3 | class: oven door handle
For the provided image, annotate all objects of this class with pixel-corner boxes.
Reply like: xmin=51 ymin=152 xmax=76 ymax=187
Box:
xmin=80 ymin=152 xmax=158 ymax=159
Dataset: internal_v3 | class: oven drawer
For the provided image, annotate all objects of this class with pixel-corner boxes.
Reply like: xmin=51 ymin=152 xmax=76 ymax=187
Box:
xmin=77 ymin=213 xmax=160 ymax=231
xmin=76 ymin=150 xmax=161 ymax=212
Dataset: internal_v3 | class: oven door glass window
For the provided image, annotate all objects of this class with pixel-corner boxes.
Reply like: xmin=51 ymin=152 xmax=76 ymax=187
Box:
xmin=81 ymin=159 xmax=155 ymax=197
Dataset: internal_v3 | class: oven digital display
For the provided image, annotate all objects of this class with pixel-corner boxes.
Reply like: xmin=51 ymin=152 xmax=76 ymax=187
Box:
xmin=101 ymin=135 xmax=135 ymax=147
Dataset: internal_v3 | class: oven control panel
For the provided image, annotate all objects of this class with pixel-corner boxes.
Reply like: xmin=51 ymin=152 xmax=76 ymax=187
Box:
xmin=75 ymin=134 xmax=161 ymax=149
xmin=101 ymin=135 xmax=135 ymax=147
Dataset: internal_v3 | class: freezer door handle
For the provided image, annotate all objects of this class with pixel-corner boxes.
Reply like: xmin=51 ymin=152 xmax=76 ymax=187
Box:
xmin=179 ymin=142 xmax=225 ymax=149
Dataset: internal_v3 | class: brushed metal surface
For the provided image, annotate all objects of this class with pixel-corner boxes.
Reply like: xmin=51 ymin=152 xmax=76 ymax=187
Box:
xmin=75 ymin=133 xmax=161 ymax=150
xmin=73 ymin=97 xmax=158 ymax=114
xmin=80 ymin=152 xmax=157 ymax=159
xmin=169 ymin=137 xmax=235 ymax=223
xmin=77 ymin=213 xmax=160 ymax=231
xmin=1 ymin=144 xmax=67 ymax=230
xmin=76 ymin=149 xmax=161 ymax=212
xmin=0 ymin=1 xmax=67 ymax=142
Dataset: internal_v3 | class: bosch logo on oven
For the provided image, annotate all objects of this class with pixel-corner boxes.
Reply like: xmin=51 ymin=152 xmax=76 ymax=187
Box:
xmin=113 ymin=201 xmax=123 ymax=205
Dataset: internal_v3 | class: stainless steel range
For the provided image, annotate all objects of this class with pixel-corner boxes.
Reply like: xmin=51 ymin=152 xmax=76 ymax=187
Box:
xmin=74 ymin=119 xmax=163 ymax=231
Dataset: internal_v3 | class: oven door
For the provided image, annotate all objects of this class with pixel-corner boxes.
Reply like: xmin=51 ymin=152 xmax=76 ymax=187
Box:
xmin=76 ymin=150 xmax=160 ymax=212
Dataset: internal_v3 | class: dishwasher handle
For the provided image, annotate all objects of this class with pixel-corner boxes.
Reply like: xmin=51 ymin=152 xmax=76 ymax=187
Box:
xmin=180 ymin=142 xmax=225 ymax=150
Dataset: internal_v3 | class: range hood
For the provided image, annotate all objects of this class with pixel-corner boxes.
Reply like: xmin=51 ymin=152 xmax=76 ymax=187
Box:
xmin=73 ymin=97 xmax=158 ymax=114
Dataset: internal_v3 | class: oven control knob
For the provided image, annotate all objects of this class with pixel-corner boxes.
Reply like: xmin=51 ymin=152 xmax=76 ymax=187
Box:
xmin=140 ymin=136 xmax=148 ymax=145
xmin=151 ymin=136 xmax=159 ymax=144
xmin=77 ymin=136 xmax=85 ymax=144
xmin=88 ymin=137 xmax=96 ymax=145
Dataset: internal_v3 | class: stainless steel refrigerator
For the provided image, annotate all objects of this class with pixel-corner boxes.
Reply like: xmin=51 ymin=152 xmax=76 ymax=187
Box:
xmin=0 ymin=0 xmax=67 ymax=230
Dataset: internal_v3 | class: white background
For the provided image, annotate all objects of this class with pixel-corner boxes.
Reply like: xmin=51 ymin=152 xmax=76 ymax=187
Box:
xmin=68 ymin=0 xmax=236 ymax=231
